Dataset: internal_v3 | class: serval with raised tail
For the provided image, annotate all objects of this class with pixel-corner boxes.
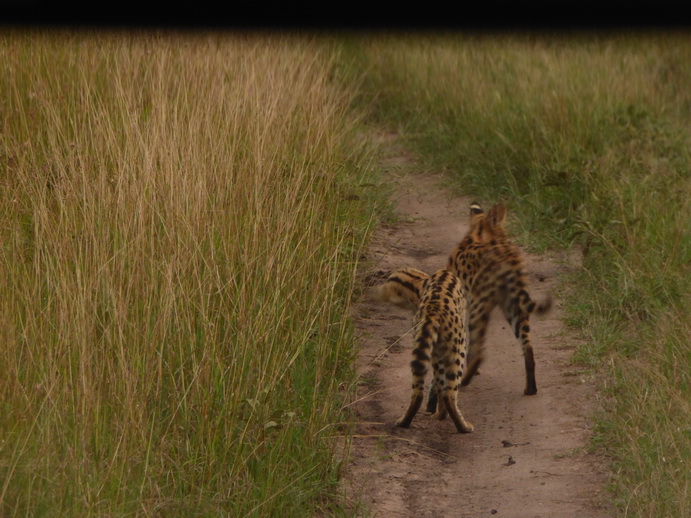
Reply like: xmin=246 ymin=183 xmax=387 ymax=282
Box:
xmin=379 ymin=267 xmax=473 ymax=433
xmin=447 ymin=201 xmax=552 ymax=396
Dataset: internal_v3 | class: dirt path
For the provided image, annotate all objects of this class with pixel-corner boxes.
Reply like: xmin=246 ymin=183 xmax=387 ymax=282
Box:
xmin=342 ymin=132 xmax=613 ymax=517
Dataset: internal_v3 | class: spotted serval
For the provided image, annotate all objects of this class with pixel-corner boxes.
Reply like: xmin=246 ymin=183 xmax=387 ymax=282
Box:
xmin=375 ymin=267 xmax=444 ymax=413
xmin=447 ymin=201 xmax=552 ymax=396
xmin=380 ymin=267 xmax=473 ymax=433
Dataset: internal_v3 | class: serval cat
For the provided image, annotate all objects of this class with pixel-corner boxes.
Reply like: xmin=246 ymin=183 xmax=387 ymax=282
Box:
xmin=382 ymin=268 xmax=473 ymax=433
xmin=447 ymin=201 xmax=552 ymax=396
xmin=376 ymin=267 xmax=445 ymax=413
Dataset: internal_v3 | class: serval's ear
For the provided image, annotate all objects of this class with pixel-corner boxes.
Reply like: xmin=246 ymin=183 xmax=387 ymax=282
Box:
xmin=468 ymin=201 xmax=485 ymax=231
xmin=469 ymin=201 xmax=483 ymax=216
xmin=488 ymin=202 xmax=506 ymax=228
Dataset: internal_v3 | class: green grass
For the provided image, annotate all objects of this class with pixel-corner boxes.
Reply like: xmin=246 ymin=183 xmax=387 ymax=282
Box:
xmin=3 ymin=28 xmax=689 ymax=517
xmin=339 ymin=32 xmax=690 ymax=516
xmin=0 ymin=30 xmax=386 ymax=516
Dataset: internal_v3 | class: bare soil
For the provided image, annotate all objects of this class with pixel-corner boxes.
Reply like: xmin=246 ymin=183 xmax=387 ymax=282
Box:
xmin=341 ymin=131 xmax=613 ymax=517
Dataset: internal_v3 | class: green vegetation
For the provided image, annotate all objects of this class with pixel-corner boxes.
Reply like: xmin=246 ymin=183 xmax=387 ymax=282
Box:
xmin=2 ymin=29 xmax=689 ymax=517
xmin=340 ymin=32 xmax=690 ymax=516
xmin=0 ymin=31 xmax=383 ymax=516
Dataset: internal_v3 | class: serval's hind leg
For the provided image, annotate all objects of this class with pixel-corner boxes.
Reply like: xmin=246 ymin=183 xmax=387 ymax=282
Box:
xmin=429 ymin=354 xmax=447 ymax=421
xmin=442 ymin=390 xmax=474 ymax=433
xmin=503 ymin=304 xmax=537 ymax=395
xmin=396 ymin=392 xmax=425 ymax=428
xmin=426 ymin=379 xmax=439 ymax=414
xmin=433 ymin=348 xmax=473 ymax=433
xmin=396 ymin=322 xmax=434 ymax=428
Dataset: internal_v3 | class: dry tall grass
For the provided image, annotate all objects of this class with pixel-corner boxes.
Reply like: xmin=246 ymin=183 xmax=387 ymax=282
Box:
xmin=1 ymin=31 xmax=377 ymax=516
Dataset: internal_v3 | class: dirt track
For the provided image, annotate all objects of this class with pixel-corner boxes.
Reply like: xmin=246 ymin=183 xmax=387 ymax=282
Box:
xmin=342 ymin=132 xmax=613 ymax=517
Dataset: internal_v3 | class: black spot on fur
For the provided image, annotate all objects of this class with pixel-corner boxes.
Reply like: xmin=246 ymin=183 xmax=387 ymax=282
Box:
xmin=411 ymin=359 xmax=427 ymax=374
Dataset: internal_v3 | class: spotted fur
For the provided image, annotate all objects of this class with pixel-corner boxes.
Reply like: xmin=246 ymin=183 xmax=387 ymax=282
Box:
xmin=394 ymin=268 xmax=473 ymax=433
xmin=448 ymin=201 xmax=552 ymax=396
xmin=376 ymin=267 xmax=447 ymax=413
